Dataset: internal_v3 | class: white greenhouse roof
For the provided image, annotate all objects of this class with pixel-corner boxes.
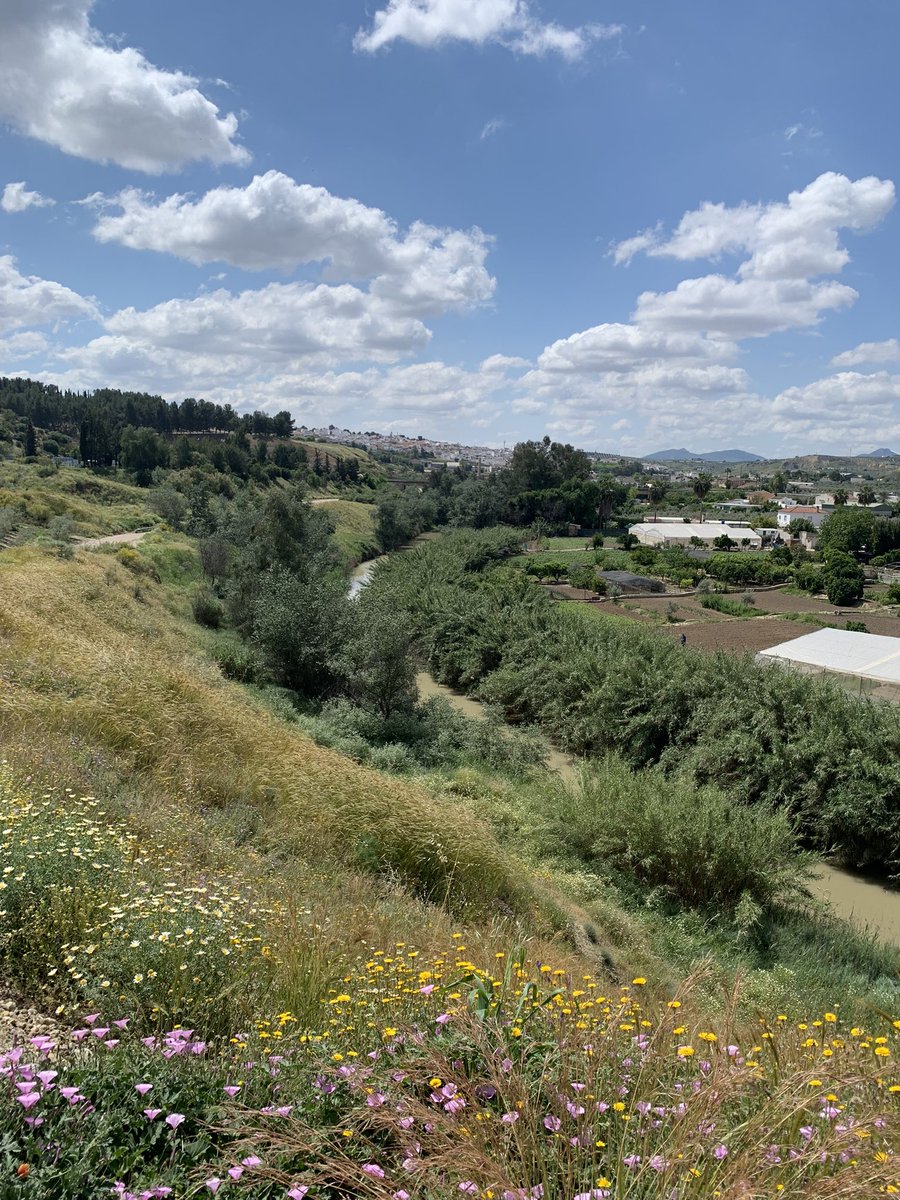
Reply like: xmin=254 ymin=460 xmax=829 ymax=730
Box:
xmin=757 ymin=629 xmax=900 ymax=684
xmin=630 ymin=522 xmax=762 ymax=541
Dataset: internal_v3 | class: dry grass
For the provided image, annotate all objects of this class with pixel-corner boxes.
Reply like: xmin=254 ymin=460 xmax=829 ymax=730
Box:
xmin=0 ymin=548 xmax=533 ymax=922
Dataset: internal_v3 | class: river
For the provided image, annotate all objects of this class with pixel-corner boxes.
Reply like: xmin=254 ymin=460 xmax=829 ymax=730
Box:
xmin=349 ymin=557 xmax=900 ymax=943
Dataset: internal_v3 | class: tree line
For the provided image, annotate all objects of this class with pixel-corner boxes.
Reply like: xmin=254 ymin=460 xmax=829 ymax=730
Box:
xmin=368 ymin=529 xmax=900 ymax=877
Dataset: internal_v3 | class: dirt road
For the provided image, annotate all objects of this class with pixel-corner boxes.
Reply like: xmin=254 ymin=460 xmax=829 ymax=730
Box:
xmin=75 ymin=530 xmax=149 ymax=550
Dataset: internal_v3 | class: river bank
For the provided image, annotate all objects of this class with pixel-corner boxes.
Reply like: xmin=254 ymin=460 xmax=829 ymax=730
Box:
xmin=350 ymin=551 xmax=900 ymax=944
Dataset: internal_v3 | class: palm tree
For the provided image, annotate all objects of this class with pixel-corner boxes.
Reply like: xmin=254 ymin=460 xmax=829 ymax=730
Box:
xmin=857 ymin=485 xmax=877 ymax=507
xmin=648 ymin=479 xmax=667 ymax=522
xmin=692 ymin=472 xmax=713 ymax=523
xmin=833 ymin=488 xmax=849 ymax=506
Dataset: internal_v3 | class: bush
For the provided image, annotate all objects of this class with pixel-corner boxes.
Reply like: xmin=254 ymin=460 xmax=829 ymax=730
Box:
xmin=192 ymin=586 xmax=224 ymax=628
xmin=845 ymin=620 xmax=868 ymax=633
xmin=553 ymin=758 xmax=813 ymax=912
xmin=699 ymin=594 xmax=759 ymax=617
xmin=213 ymin=636 xmax=265 ymax=683
xmin=795 ymin=563 xmax=825 ymax=594
xmin=823 ymin=551 xmax=864 ymax=605
xmin=883 ymin=582 xmax=900 ymax=605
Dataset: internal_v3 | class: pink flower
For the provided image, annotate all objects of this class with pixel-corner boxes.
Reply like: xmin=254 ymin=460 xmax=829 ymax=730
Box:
xmin=164 ymin=1113 xmax=185 ymax=1129
xmin=135 ymin=1083 xmax=153 ymax=1096
xmin=362 ymin=1164 xmax=385 ymax=1179
xmin=228 ymin=1167 xmax=244 ymax=1181
xmin=37 ymin=1071 xmax=57 ymax=1086
xmin=435 ymin=1013 xmax=450 ymax=1025
xmin=459 ymin=1184 xmax=478 ymax=1195
xmin=713 ymin=1145 xmax=728 ymax=1160
xmin=84 ymin=1013 xmax=100 ymax=1025
xmin=223 ymin=1085 xmax=241 ymax=1098
xmin=144 ymin=1109 xmax=162 ymax=1121
xmin=205 ymin=1180 xmax=221 ymax=1195
xmin=420 ymin=984 xmax=436 ymax=995
xmin=287 ymin=1189 xmax=309 ymax=1200
xmin=543 ymin=1115 xmax=561 ymax=1132
xmin=502 ymin=1112 xmax=519 ymax=1124
xmin=16 ymin=1092 xmax=40 ymax=1110
xmin=242 ymin=1156 xmax=262 ymax=1168
xmin=113 ymin=1018 xmax=130 ymax=1030
xmin=367 ymin=1092 xmax=387 ymax=1107
xmin=393 ymin=1193 xmax=410 ymax=1200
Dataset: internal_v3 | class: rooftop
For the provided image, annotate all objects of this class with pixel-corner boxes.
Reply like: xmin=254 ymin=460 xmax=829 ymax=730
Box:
xmin=757 ymin=628 xmax=900 ymax=684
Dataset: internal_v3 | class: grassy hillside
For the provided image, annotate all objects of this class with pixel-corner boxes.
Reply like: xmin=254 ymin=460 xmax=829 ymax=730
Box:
xmin=0 ymin=535 xmax=898 ymax=1196
xmin=319 ymin=498 xmax=379 ymax=564
xmin=0 ymin=461 xmax=154 ymax=537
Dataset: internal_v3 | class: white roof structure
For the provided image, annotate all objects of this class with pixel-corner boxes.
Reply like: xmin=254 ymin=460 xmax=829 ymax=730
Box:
xmin=757 ymin=629 xmax=900 ymax=685
xmin=630 ymin=521 xmax=763 ymax=544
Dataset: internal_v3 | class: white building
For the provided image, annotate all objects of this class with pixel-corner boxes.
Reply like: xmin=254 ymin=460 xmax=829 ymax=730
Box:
xmin=776 ymin=506 xmax=827 ymax=531
xmin=630 ymin=521 xmax=763 ymax=548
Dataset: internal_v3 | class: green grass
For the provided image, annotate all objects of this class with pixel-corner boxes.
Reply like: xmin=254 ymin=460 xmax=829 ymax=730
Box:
xmin=320 ymin=498 xmax=379 ymax=565
xmin=0 ymin=461 xmax=155 ymax=537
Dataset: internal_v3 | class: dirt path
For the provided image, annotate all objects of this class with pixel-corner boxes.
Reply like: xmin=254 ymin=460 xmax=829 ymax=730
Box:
xmin=74 ymin=530 xmax=149 ymax=550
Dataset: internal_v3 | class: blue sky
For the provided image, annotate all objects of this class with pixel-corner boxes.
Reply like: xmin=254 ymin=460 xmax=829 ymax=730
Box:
xmin=1 ymin=0 xmax=899 ymax=455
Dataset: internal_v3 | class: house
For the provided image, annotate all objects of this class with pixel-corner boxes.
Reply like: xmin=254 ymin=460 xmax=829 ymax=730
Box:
xmin=629 ymin=521 xmax=763 ymax=548
xmin=776 ymin=506 xmax=828 ymax=531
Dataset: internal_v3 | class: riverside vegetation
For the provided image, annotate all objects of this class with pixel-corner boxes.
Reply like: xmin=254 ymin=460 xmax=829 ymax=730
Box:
xmin=0 ymin=449 xmax=899 ymax=1194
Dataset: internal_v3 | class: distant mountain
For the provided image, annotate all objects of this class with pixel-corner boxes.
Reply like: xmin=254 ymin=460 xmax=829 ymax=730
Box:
xmin=859 ymin=448 xmax=899 ymax=458
xmin=642 ymin=447 xmax=765 ymax=463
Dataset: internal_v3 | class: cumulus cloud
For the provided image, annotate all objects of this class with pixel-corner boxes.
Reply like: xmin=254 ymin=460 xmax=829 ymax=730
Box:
xmin=614 ymin=173 xmax=895 ymax=278
xmin=522 ymin=174 xmax=897 ymax=450
xmin=0 ymin=0 xmax=248 ymax=171
xmin=354 ymin=0 xmax=621 ymax=59
xmin=769 ymin=370 xmax=900 ymax=449
xmin=0 ymin=255 xmax=96 ymax=334
xmin=1 ymin=181 xmax=55 ymax=213
xmin=831 ymin=338 xmax=900 ymax=367
xmin=91 ymin=172 xmax=495 ymax=315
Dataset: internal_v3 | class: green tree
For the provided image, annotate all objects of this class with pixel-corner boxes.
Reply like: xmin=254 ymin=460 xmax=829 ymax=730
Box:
xmin=24 ymin=418 xmax=36 ymax=457
xmin=787 ymin=517 xmax=816 ymax=537
xmin=120 ymin=425 xmax=170 ymax=485
xmin=251 ymin=568 xmax=350 ymax=695
xmin=857 ymin=485 xmax=877 ymax=507
xmin=833 ymin=488 xmax=849 ymax=506
xmin=692 ymin=472 xmax=713 ymax=522
xmin=345 ymin=590 xmax=417 ymax=719
xmin=819 ymin=507 xmax=876 ymax=555
xmin=823 ymin=550 xmax=864 ymax=605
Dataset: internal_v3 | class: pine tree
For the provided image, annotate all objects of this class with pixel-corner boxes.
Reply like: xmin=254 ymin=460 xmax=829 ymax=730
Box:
xmin=24 ymin=418 xmax=36 ymax=457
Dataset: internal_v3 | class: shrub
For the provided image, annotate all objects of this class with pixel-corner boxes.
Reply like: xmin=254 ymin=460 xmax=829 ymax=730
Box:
xmin=823 ymin=550 xmax=864 ymax=605
xmin=795 ymin=563 xmax=825 ymax=593
xmin=553 ymin=758 xmax=814 ymax=912
xmin=883 ymin=582 xmax=900 ymax=605
xmin=845 ymin=620 xmax=868 ymax=633
xmin=192 ymin=586 xmax=224 ymax=628
xmin=213 ymin=636 xmax=265 ymax=683
xmin=699 ymin=594 xmax=759 ymax=617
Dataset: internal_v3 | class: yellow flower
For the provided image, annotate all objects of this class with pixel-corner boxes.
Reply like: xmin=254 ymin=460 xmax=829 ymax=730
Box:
xmin=677 ymin=1046 xmax=695 ymax=1057
xmin=824 ymin=1012 xmax=837 ymax=1023
xmin=429 ymin=1077 xmax=443 ymax=1088
xmin=632 ymin=977 xmax=646 ymax=985
xmin=875 ymin=1047 xmax=891 ymax=1057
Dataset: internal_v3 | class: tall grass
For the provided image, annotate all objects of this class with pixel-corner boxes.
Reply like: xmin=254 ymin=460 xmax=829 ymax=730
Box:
xmin=0 ymin=550 xmax=534 ymax=919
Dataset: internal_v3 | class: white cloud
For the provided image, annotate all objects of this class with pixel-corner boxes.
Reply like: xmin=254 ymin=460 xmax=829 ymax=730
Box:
xmin=535 ymin=324 xmax=736 ymax=373
xmin=769 ymin=371 xmax=900 ymax=449
xmin=1 ymin=181 xmax=55 ymax=213
xmin=634 ymin=275 xmax=858 ymax=339
xmin=831 ymin=338 xmax=900 ymax=368
xmin=0 ymin=255 xmax=96 ymax=335
xmin=91 ymin=172 xmax=495 ymax=315
xmin=615 ymin=173 xmax=895 ymax=279
xmin=354 ymin=0 xmax=621 ymax=60
xmin=0 ymin=0 xmax=248 ymax=172
xmin=480 ymin=117 xmax=506 ymax=141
